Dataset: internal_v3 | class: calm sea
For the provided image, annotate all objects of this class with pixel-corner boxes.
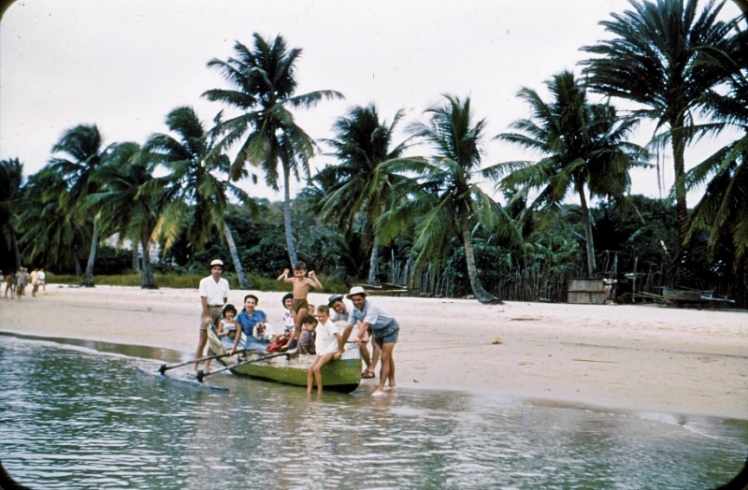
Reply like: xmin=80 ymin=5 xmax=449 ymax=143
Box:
xmin=0 ymin=334 xmax=745 ymax=489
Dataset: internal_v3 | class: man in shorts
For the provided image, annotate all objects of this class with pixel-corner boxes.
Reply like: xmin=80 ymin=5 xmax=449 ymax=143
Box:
xmin=197 ymin=259 xmax=229 ymax=371
xmin=346 ymin=286 xmax=399 ymax=395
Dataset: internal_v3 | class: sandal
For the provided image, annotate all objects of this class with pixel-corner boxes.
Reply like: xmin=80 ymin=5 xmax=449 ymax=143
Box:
xmin=361 ymin=370 xmax=376 ymax=379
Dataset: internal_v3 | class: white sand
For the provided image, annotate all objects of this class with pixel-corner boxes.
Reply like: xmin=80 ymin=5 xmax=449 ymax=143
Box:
xmin=1 ymin=285 xmax=746 ymax=419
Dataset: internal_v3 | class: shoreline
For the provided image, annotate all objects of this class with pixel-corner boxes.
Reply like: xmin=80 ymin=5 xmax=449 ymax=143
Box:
xmin=1 ymin=284 xmax=746 ymax=420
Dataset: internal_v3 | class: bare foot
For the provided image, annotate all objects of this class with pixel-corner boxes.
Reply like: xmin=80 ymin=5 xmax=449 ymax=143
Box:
xmin=371 ymin=389 xmax=386 ymax=397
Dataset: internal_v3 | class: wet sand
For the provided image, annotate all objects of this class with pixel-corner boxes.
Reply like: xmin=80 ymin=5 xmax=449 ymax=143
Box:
xmin=1 ymin=284 xmax=746 ymax=419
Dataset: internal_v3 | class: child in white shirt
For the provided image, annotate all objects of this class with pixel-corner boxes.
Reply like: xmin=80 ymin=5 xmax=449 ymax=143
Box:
xmin=306 ymin=305 xmax=343 ymax=394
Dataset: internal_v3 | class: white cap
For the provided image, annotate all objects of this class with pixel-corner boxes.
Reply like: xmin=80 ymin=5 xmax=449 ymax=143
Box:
xmin=210 ymin=259 xmax=224 ymax=269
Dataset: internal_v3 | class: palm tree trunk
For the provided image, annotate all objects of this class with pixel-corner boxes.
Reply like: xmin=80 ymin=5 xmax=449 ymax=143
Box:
xmin=11 ymin=231 xmax=21 ymax=269
xmin=367 ymin=230 xmax=380 ymax=285
xmin=223 ymin=220 xmax=250 ymax=289
xmin=74 ymin=251 xmax=82 ymax=276
xmin=282 ymin=165 xmax=298 ymax=266
xmin=460 ymin=210 xmax=501 ymax=304
xmin=671 ymin=126 xmax=689 ymax=250
xmin=140 ymin=236 xmax=158 ymax=289
xmin=132 ymin=242 xmax=140 ymax=273
xmin=576 ymin=177 xmax=596 ymax=276
xmin=81 ymin=218 xmax=99 ymax=287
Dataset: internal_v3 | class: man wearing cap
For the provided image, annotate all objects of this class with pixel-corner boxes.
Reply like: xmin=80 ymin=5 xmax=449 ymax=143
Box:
xmin=197 ymin=259 xmax=230 ymax=371
xmin=345 ymin=286 xmax=399 ymax=395
xmin=329 ymin=293 xmax=380 ymax=379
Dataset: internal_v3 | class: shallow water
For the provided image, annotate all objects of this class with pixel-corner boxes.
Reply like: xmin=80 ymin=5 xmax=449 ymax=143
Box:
xmin=0 ymin=334 xmax=746 ymax=489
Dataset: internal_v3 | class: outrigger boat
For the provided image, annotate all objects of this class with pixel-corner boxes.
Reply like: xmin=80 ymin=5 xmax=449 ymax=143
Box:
xmin=350 ymin=282 xmax=410 ymax=296
xmin=206 ymin=327 xmax=362 ymax=393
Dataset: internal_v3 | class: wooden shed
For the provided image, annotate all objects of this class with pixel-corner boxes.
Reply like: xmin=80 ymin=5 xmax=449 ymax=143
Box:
xmin=567 ymin=278 xmax=605 ymax=304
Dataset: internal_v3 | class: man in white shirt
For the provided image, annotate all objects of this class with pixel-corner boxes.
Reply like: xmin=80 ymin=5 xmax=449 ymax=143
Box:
xmin=196 ymin=259 xmax=230 ymax=371
xmin=328 ymin=293 xmax=380 ymax=379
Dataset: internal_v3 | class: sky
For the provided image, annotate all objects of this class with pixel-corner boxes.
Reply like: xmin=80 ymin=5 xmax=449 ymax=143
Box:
xmin=0 ymin=0 xmax=743 ymax=202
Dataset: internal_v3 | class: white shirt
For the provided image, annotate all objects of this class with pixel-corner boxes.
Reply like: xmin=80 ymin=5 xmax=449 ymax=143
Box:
xmin=330 ymin=299 xmax=354 ymax=323
xmin=315 ymin=319 xmax=342 ymax=356
xmin=198 ymin=276 xmax=230 ymax=305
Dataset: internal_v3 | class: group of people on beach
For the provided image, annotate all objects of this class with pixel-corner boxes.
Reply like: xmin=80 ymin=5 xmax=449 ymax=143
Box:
xmin=196 ymin=258 xmax=399 ymax=396
xmin=3 ymin=267 xmax=45 ymax=300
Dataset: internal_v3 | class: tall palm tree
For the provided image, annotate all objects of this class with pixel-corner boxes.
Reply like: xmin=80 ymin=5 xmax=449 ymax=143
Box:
xmin=579 ymin=0 xmax=739 ymax=249
xmin=400 ymin=95 xmax=507 ymax=304
xmin=144 ymin=106 xmax=252 ymax=288
xmin=684 ymin=31 xmax=748 ymax=268
xmin=0 ymin=158 xmax=24 ymax=269
xmin=203 ymin=34 xmax=344 ymax=266
xmin=496 ymin=71 xmax=648 ymax=276
xmin=48 ymin=124 xmax=110 ymax=286
xmin=317 ymin=105 xmax=416 ymax=284
xmin=91 ymin=142 xmax=162 ymax=288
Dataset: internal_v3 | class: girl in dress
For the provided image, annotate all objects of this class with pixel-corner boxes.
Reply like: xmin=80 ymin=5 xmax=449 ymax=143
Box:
xmin=216 ymin=304 xmax=239 ymax=341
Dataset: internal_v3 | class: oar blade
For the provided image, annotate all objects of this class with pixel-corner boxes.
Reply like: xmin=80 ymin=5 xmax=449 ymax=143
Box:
xmin=135 ymin=366 xmax=229 ymax=393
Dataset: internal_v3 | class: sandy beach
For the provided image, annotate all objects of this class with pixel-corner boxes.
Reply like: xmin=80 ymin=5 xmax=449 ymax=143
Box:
xmin=1 ymin=284 xmax=746 ymax=420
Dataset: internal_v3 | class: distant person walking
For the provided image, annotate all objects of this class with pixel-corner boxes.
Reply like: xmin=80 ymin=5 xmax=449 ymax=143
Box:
xmin=38 ymin=268 xmax=46 ymax=294
xmin=346 ymin=286 xmax=399 ymax=396
xmin=4 ymin=271 xmax=15 ymax=299
xmin=15 ymin=268 xmax=29 ymax=301
xmin=197 ymin=259 xmax=229 ymax=372
xmin=30 ymin=268 xmax=39 ymax=297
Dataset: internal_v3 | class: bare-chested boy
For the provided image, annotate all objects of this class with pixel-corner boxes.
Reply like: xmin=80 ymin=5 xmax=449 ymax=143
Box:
xmin=277 ymin=261 xmax=322 ymax=353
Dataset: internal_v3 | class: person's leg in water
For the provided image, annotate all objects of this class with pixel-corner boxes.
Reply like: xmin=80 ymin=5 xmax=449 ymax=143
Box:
xmin=373 ymin=341 xmax=396 ymax=394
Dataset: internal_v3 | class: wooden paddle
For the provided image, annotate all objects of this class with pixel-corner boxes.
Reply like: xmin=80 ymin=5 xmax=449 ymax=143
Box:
xmin=196 ymin=351 xmax=290 ymax=382
xmin=158 ymin=351 xmax=243 ymax=375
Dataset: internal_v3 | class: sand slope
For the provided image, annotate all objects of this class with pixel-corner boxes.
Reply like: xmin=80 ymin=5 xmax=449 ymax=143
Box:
xmin=1 ymin=285 xmax=746 ymax=419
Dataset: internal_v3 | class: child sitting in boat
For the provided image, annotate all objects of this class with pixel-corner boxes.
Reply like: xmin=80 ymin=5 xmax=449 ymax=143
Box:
xmin=216 ymin=304 xmax=239 ymax=340
xmin=299 ymin=315 xmax=317 ymax=355
xmin=306 ymin=305 xmax=343 ymax=394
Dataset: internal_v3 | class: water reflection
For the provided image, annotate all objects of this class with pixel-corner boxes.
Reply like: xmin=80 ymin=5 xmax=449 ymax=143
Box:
xmin=0 ymin=334 xmax=745 ymax=489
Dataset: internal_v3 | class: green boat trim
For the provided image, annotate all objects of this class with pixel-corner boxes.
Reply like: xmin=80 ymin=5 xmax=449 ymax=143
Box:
xmin=207 ymin=328 xmax=362 ymax=393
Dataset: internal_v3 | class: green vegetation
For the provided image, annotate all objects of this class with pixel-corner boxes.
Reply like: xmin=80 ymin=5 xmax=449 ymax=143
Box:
xmin=45 ymin=272 xmax=347 ymax=293
xmin=1 ymin=1 xmax=746 ymax=306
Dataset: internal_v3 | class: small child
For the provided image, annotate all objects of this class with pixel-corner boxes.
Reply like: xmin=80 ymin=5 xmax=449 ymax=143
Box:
xmin=216 ymin=304 xmax=239 ymax=340
xmin=299 ymin=315 xmax=317 ymax=355
xmin=306 ymin=305 xmax=343 ymax=394
xmin=277 ymin=261 xmax=323 ymax=352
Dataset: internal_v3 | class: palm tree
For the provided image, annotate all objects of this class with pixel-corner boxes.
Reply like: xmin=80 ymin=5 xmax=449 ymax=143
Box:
xmin=0 ymin=158 xmax=24 ymax=269
xmin=317 ymin=105 xmax=416 ymax=284
xmin=16 ymin=167 xmax=90 ymax=274
xmin=579 ymin=0 xmax=739 ymax=249
xmin=203 ymin=34 xmax=344 ymax=266
xmin=48 ymin=124 xmax=110 ymax=286
xmin=496 ymin=71 xmax=648 ymax=276
xmin=91 ymin=142 xmax=162 ymax=288
xmin=400 ymin=95 xmax=506 ymax=304
xmin=144 ymin=106 xmax=252 ymax=288
xmin=684 ymin=31 xmax=748 ymax=268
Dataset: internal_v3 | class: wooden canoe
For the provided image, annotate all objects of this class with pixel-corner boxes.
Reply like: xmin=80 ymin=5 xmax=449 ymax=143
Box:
xmin=352 ymin=282 xmax=410 ymax=296
xmin=662 ymin=287 xmax=711 ymax=303
xmin=207 ymin=328 xmax=362 ymax=393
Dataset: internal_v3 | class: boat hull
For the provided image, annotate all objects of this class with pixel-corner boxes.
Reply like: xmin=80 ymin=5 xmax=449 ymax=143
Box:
xmin=662 ymin=287 xmax=709 ymax=303
xmin=207 ymin=329 xmax=362 ymax=393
